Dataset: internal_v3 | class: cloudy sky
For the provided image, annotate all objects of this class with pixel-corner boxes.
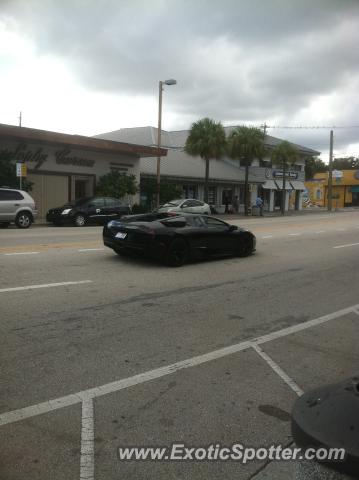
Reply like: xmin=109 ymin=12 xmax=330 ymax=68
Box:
xmin=1 ymin=0 xmax=359 ymax=160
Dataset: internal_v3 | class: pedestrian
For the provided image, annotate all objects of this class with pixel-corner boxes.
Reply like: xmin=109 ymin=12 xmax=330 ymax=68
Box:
xmin=256 ymin=196 xmax=264 ymax=216
xmin=224 ymin=196 xmax=229 ymax=214
xmin=233 ymin=195 xmax=239 ymax=214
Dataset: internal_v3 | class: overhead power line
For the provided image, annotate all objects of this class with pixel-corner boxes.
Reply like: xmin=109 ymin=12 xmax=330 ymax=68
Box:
xmin=264 ymin=125 xmax=359 ymax=130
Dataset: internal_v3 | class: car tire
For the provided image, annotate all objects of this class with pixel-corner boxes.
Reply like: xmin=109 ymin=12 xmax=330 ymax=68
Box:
xmin=236 ymin=235 xmax=253 ymax=257
xmin=165 ymin=238 xmax=189 ymax=267
xmin=0 ymin=222 xmax=10 ymax=228
xmin=15 ymin=212 xmax=32 ymax=229
xmin=74 ymin=214 xmax=87 ymax=227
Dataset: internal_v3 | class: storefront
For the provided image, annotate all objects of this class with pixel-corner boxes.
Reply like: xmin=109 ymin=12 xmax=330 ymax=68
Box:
xmin=0 ymin=124 xmax=165 ymax=220
xmin=305 ymin=170 xmax=359 ymax=208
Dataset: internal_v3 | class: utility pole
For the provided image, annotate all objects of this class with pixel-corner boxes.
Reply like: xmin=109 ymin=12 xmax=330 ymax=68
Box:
xmin=327 ymin=130 xmax=334 ymax=212
xmin=156 ymin=81 xmax=163 ymax=209
xmin=19 ymin=111 xmax=22 ymax=127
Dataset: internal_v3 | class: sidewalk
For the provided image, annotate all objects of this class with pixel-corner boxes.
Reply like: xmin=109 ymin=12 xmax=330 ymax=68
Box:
xmin=215 ymin=207 xmax=359 ymax=221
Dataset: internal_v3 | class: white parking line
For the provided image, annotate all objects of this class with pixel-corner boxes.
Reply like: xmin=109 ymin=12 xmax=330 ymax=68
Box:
xmin=261 ymin=235 xmax=274 ymax=239
xmin=0 ymin=280 xmax=92 ymax=294
xmin=252 ymin=344 xmax=304 ymax=396
xmin=1 ymin=303 xmax=358 ymax=428
xmin=78 ymin=248 xmax=105 ymax=252
xmin=4 ymin=252 xmax=40 ymax=256
xmin=80 ymin=398 xmax=94 ymax=480
xmin=333 ymin=242 xmax=359 ymax=249
xmin=315 ymin=230 xmax=326 ymax=234
xmin=288 ymin=233 xmax=302 ymax=236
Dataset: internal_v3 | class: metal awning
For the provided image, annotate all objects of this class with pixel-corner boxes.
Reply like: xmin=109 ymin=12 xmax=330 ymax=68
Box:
xmin=262 ymin=180 xmax=278 ymax=190
xmin=275 ymin=180 xmax=293 ymax=190
xmin=290 ymin=180 xmax=306 ymax=190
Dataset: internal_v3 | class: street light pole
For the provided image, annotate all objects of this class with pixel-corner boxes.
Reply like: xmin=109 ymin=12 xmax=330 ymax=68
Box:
xmin=156 ymin=78 xmax=176 ymax=209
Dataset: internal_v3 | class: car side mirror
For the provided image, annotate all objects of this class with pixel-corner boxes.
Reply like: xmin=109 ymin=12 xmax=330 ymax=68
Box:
xmin=228 ymin=225 xmax=238 ymax=231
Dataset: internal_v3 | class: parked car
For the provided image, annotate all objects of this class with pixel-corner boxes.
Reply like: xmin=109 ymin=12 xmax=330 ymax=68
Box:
xmin=46 ymin=196 xmax=131 ymax=226
xmin=0 ymin=187 xmax=38 ymax=228
xmin=157 ymin=198 xmax=211 ymax=215
xmin=103 ymin=212 xmax=256 ymax=266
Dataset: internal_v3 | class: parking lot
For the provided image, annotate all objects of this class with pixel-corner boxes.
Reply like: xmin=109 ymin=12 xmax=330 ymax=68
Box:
xmin=1 ymin=211 xmax=359 ymax=479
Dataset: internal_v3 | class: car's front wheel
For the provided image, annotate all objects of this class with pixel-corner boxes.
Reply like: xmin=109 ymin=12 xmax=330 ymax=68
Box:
xmin=236 ymin=235 xmax=254 ymax=257
xmin=165 ymin=238 xmax=189 ymax=267
xmin=74 ymin=214 xmax=87 ymax=227
xmin=15 ymin=212 xmax=32 ymax=229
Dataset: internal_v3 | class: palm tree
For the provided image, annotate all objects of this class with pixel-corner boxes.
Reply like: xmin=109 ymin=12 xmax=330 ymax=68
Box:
xmin=227 ymin=126 xmax=266 ymax=216
xmin=185 ymin=118 xmax=226 ymax=204
xmin=271 ymin=140 xmax=299 ymax=215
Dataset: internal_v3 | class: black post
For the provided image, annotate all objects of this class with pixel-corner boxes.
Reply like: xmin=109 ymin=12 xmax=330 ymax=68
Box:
xmin=281 ymin=158 xmax=286 ymax=215
xmin=244 ymin=161 xmax=249 ymax=216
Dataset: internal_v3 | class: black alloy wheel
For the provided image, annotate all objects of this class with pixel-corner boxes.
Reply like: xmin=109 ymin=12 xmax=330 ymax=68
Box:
xmin=165 ymin=238 xmax=189 ymax=267
xmin=236 ymin=235 xmax=253 ymax=257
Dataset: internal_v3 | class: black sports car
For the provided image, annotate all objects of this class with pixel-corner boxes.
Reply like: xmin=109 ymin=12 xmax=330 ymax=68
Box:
xmin=46 ymin=196 xmax=131 ymax=226
xmin=103 ymin=213 xmax=256 ymax=266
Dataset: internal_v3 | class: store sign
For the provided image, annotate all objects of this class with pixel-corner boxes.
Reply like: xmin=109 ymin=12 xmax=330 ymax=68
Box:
xmin=272 ymin=170 xmax=298 ymax=179
xmin=55 ymin=148 xmax=95 ymax=167
xmin=332 ymin=170 xmax=343 ymax=178
xmin=0 ymin=143 xmax=95 ymax=169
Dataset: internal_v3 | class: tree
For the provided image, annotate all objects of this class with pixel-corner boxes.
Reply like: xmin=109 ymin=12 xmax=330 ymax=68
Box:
xmin=140 ymin=178 xmax=182 ymax=209
xmin=227 ymin=126 xmax=266 ymax=216
xmin=184 ymin=118 xmax=226 ymax=203
xmin=0 ymin=151 xmax=33 ymax=191
xmin=96 ymin=171 xmax=138 ymax=198
xmin=271 ymin=141 xmax=299 ymax=215
xmin=305 ymin=156 xmax=327 ymax=180
xmin=332 ymin=157 xmax=359 ymax=170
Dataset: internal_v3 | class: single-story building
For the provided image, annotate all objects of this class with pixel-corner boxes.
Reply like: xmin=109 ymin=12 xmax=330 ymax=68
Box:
xmin=305 ymin=170 xmax=359 ymax=208
xmin=95 ymin=126 xmax=320 ymax=213
xmin=0 ymin=123 xmax=166 ymax=220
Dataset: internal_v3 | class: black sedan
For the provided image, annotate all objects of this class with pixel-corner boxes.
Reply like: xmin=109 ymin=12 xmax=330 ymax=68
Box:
xmin=46 ymin=196 xmax=131 ymax=226
xmin=103 ymin=213 xmax=256 ymax=266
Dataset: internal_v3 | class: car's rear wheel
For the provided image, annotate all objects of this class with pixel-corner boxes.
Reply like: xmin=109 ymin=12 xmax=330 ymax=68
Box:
xmin=236 ymin=235 xmax=254 ymax=257
xmin=0 ymin=222 xmax=10 ymax=228
xmin=15 ymin=212 xmax=32 ymax=229
xmin=165 ymin=238 xmax=189 ymax=267
xmin=74 ymin=214 xmax=87 ymax=227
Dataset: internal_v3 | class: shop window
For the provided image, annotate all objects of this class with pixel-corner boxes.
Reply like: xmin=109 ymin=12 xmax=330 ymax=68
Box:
xmin=222 ymin=189 xmax=233 ymax=204
xmin=208 ymin=186 xmax=217 ymax=204
xmin=182 ymin=185 xmax=197 ymax=199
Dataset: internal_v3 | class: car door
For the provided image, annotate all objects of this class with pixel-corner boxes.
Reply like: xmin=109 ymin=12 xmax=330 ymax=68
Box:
xmin=186 ymin=199 xmax=205 ymax=213
xmin=0 ymin=190 xmax=23 ymax=221
xmin=86 ymin=197 xmax=106 ymax=224
xmin=201 ymin=216 xmax=236 ymax=254
xmin=179 ymin=200 xmax=193 ymax=213
xmin=104 ymin=198 xmax=124 ymax=220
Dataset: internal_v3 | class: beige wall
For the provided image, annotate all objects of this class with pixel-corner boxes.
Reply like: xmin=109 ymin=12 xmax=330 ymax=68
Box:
xmin=28 ymin=173 xmax=69 ymax=220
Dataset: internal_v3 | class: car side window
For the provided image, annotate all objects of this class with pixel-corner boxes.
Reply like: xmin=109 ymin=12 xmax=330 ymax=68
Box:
xmin=0 ymin=190 xmax=24 ymax=201
xmin=190 ymin=200 xmax=203 ymax=206
xmin=91 ymin=198 xmax=106 ymax=208
xmin=105 ymin=198 xmax=122 ymax=207
xmin=182 ymin=201 xmax=191 ymax=207
xmin=186 ymin=216 xmax=205 ymax=227
xmin=203 ymin=217 xmax=228 ymax=228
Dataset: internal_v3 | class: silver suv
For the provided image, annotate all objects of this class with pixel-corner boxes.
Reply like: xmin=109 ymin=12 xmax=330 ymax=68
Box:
xmin=0 ymin=188 xmax=38 ymax=228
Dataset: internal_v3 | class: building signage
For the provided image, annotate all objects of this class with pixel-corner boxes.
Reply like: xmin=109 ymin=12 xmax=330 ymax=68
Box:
xmin=16 ymin=163 xmax=27 ymax=177
xmin=0 ymin=143 xmax=95 ymax=170
xmin=272 ymin=170 xmax=298 ymax=179
xmin=55 ymin=148 xmax=95 ymax=167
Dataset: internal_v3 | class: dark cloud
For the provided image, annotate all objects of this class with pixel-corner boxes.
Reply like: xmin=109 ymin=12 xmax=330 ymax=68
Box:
xmin=1 ymin=0 xmax=359 ymax=156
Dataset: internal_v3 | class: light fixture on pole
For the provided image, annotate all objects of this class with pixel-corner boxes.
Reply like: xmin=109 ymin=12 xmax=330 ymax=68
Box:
xmin=156 ymin=78 xmax=177 ymax=209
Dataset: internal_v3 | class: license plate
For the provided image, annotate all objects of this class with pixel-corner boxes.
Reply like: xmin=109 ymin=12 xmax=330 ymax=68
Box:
xmin=115 ymin=232 xmax=127 ymax=239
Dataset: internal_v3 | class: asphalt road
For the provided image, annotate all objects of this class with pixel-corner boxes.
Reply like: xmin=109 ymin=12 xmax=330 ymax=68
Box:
xmin=0 ymin=211 xmax=359 ymax=479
